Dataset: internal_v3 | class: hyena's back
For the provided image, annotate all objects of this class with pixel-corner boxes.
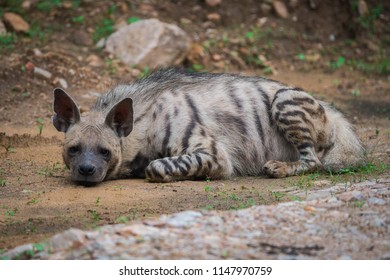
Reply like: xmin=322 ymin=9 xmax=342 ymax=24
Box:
xmin=93 ymin=69 xmax=365 ymax=182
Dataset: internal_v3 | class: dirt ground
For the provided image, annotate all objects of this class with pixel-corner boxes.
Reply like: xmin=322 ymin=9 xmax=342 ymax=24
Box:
xmin=0 ymin=0 xmax=389 ymax=252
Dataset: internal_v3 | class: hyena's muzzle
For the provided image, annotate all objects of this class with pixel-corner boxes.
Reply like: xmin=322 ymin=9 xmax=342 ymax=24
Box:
xmin=68 ymin=152 xmax=108 ymax=186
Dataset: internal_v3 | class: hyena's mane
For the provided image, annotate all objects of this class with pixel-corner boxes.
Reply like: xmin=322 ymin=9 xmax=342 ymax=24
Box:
xmin=92 ymin=68 xmax=259 ymax=113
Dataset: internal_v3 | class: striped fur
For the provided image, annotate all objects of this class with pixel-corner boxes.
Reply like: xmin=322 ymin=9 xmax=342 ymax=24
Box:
xmin=52 ymin=69 xmax=365 ymax=185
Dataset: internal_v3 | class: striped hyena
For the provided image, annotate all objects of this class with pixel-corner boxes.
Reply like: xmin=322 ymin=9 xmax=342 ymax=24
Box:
xmin=52 ymin=69 xmax=365 ymax=185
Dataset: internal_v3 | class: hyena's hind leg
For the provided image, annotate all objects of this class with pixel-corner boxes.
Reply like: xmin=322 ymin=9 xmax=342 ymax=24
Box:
xmin=263 ymin=88 xmax=333 ymax=177
xmin=145 ymin=139 xmax=233 ymax=182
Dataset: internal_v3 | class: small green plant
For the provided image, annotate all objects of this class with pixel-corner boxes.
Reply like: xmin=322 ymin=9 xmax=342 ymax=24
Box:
xmin=348 ymin=58 xmax=389 ymax=75
xmin=36 ymin=0 xmax=62 ymax=13
xmin=106 ymin=58 xmax=117 ymax=74
xmin=203 ymin=181 xmax=259 ymax=211
xmin=237 ymin=197 xmax=255 ymax=209
xmin=191 ymin=64 xmax=204 ymax=72
xmin=127 ymin=17 xmax=140 ymax=24
xmin=359 ymin=5 xmax=383 ymax=30
xmin=24 ymin=220 xmax=38 ymax=234
xmin=272 ymin=191 xmax=285 ymax=202
xmin=351 ymin=89 xmax=361 ymax=97
xmin=262 ymin=66 xmax=273 ymax=75
xmin=244 ymin=55 xmax=263 ymax=67
xmin=0 ymin=34 xmax=16 ymax=47
xmin=91 ymin=211 xmax=100 ymax=221
xmin=115 ymin=216 xmax=129 ymax=223
xmin=5 ymin=208 xmax=18 ymax=219
xmin=28 ymin=22 xmax=47 ymax=41
xmin=204 ymin=180 xmax=213 ymax=199
xmin=95 ymin=197 xmax=101 ymax=206
xmin=138 ymin=67 xmax=150 ymax=78
xmin=37 ymin=117 xmax=44 ymax=135
xmin=33 ymin=243 xmax=45 ymax=252
xmin=289 ymin=195 xmax=302 ymax=201
xmin=245 ymin=31 xmax=254 ymax=40
xmin=329 ymin=56 xmax=345 ymax=70
xmin=37 ymin=161 xmax=63 ymax=177
xmin=25 ymin=243 xmax=45 ymax=258
xmin=116 ymin=209 xmax=138 ymax=223
xmin=0 ymin=248 xmax=7 ymax=259
xmin=204 ymin=204 xmax=214 ymax=210
xmin=71 ymin=15 xmax=85 ymax=24
xmin=90 ymin=210 xmax=101 ymax=223
xmin=0 ymin=178 xmax=6 ymax=187
xmin=92 ymin=19 xmax=114 ymax=43
xmin=294 ymin=173 xmax=319 ymax=191
xmin=336 ymin=162 xmax=382 ymax=175
xmin=244 ymin=26 xmax=272 ymax=42
xmin=353 ymin=200 xmax=365 ymax=208
xmin=297 ymin=53 xmax=306 ymax=60
xmin=326 ymin=162 xmax=389 ymax=184
xmin=108 ymin=3 xmax=118 ymax=15
xmin=27 ymin=197 xmax=39 ymax=205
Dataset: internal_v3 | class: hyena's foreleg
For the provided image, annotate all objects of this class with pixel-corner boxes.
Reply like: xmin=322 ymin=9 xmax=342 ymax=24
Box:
xmin=263 ymin=88 xmax=332 ymax=177
xmin=145 ymin=143 xmax=233 ymax=183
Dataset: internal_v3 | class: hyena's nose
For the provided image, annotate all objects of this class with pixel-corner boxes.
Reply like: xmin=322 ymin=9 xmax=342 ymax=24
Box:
xmin=78 ymin=164 xmax=96 ymax=176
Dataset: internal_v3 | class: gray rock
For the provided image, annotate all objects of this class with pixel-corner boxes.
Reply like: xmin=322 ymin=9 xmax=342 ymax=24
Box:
xmin=338 ymin=190 xmax=363 ymax=202
xmin=164 ymin=211 xmax=202 ymax=228
xmin=1 ymin=244 xmax=34 ymax=259
xmin=95 ymin=38 xmax=106 ymax=49
xmin=105 ymin=19 xmax=191 ymax=68
xmin=50 ymin=228 xmax=86 ymax=252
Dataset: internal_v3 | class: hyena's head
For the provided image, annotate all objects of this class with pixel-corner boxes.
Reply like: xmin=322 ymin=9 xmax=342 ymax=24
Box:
xmin=52 ymin=88 xmax=133 ymax=186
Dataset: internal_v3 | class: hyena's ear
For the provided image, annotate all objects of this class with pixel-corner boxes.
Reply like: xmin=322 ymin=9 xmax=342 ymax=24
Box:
xmin=52 ymin=88 xmax=81 ymax=133
xmin=105 ymin=98 xmax=134 ymax=137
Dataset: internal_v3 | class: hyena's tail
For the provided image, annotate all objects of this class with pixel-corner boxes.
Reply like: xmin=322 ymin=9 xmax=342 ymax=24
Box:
xmin=321 ymin=104 xmax=366 ymax=172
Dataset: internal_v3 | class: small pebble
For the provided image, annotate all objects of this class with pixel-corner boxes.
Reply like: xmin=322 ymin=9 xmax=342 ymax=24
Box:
xmin=34 ymin=67 xmax=52 ymax=79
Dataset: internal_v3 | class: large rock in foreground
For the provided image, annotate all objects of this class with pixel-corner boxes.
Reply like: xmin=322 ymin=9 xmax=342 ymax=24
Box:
xmin=105 ymin=19 xmax=191 ymax=69
xmin=2 ymin=178 xmax=389 ymax=260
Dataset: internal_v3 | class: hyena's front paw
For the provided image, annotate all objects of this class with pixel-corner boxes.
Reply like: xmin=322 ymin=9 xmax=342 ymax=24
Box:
xmin=145 ymin=160 xmax=173 ymax=183
xmin=263 ymin=160 xmax=289 ymax=178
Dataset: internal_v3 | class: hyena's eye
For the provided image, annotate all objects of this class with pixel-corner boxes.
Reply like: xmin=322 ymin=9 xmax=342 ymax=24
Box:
xmin=68 ymin=146 xmax=80 ymax=156
xmin=100 ymin=148 xmax=111 ymax=159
